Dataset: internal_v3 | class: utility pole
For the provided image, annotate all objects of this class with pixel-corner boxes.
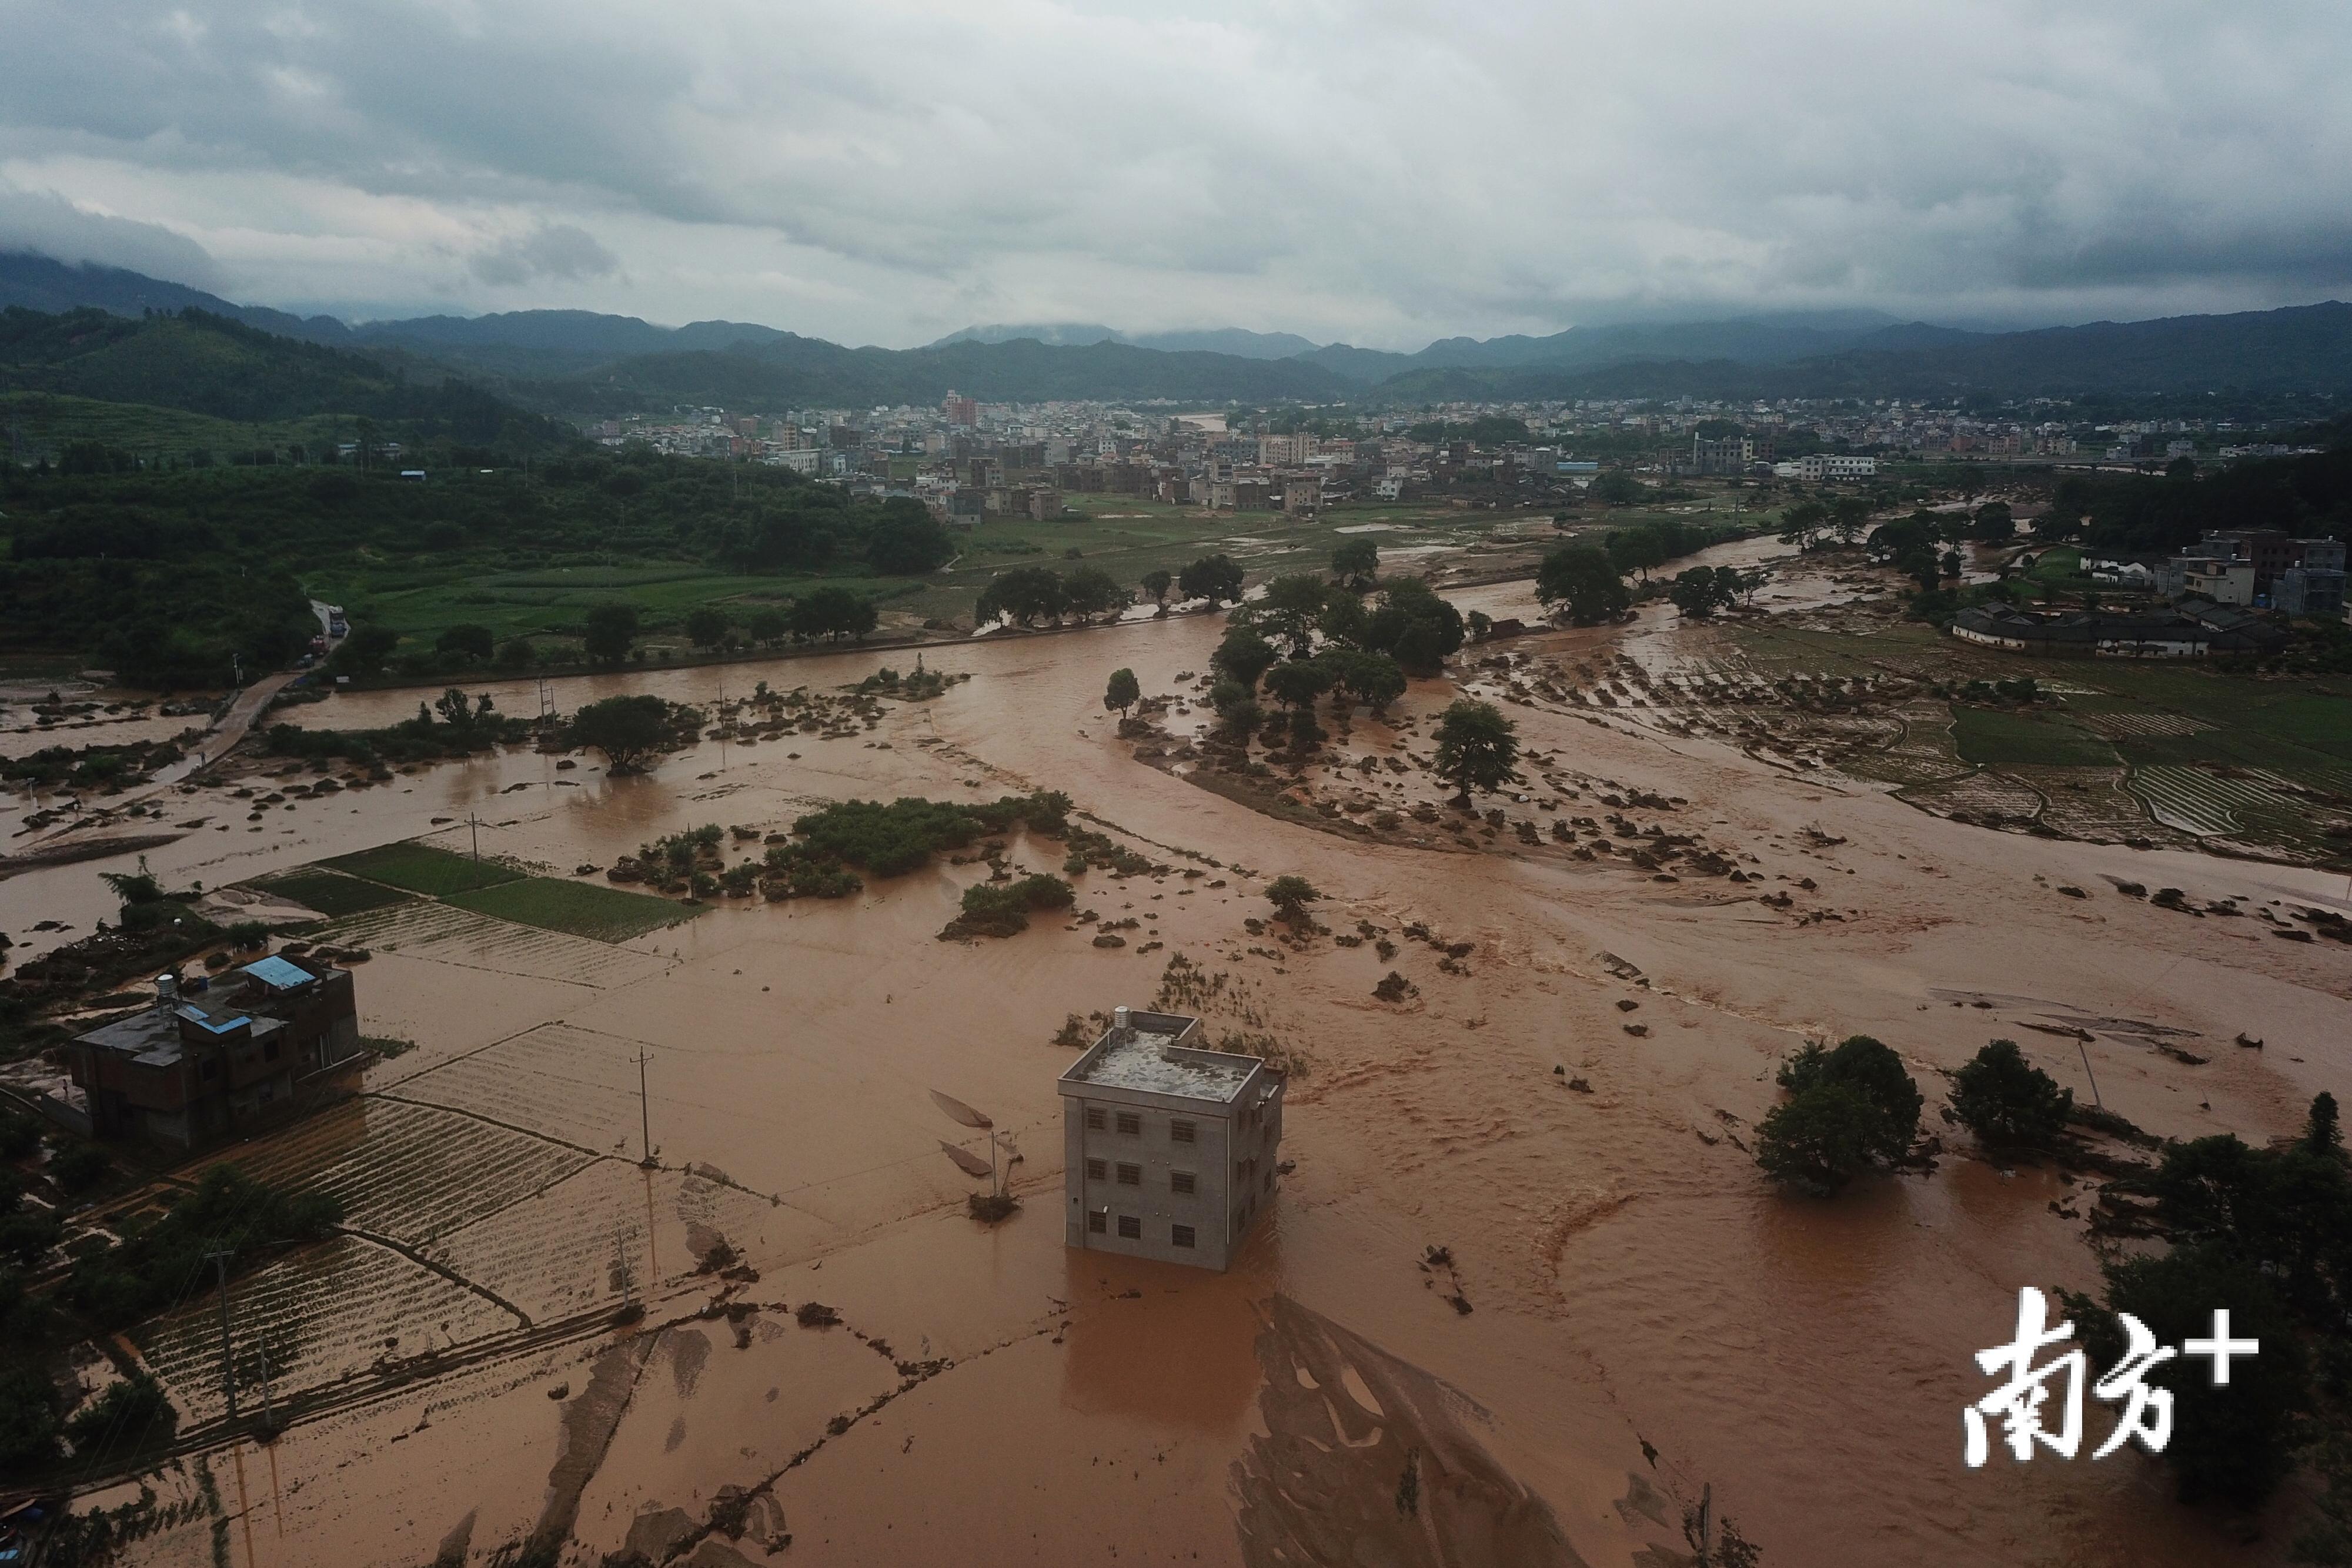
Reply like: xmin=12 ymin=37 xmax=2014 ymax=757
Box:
xmin=637 ymin=1046 xmax=656 ymax=1168
xmin=206 ymin=1249 xmax=239 ymax=1425
xmin=467 ymin=811 xmax=482 ymax=866
xmin=2076 ymin=1035 xmax=2104 ymax=1110
xmin=256 ymin=1332 xmax=274 ymax=1433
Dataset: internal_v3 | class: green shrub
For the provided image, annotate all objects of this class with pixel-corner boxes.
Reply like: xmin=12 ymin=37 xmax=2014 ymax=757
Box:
xmin=0 ymin=1111 xmax=39 ymax=1160
xmin=1949 ymin=1039 xmax=2073 ymax=1148
xmin=0 ymin=1209 xmax=62 ymax=1268
xmin=947 ymin=875 xmax=1074 ymax=939
xmin=1776 ymin=1035 xmax=1922 ymax=1153
xmin=51 ymin=1144 xmax=111 ymax=1195
xmin=789 ymin=792 xmax=1069 ymax=877
xmin=63 ymin=1372 xmax=175 ymax=1453
xmin=1264 ymin=876 xmax=1320 ymax=923
xmin=1753 ymin=1082 xmax=1893 ymax=1196
xmin=2094 ymin=1247 xmax=2308 ymax=1507
xmin=0 ymin=1365 xmax=59 ymax=1471
xmin=68 ymin=1166 xmax=342 ymax=1330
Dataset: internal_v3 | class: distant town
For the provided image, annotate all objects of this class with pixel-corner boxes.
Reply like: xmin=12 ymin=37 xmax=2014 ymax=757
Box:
xmin=592 ymin=391 xmax=2316 ymax=533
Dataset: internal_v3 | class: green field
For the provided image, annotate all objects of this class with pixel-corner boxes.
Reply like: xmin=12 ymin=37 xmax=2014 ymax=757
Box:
xmin=442 ymin=877 xmax=701 ymax=942
xmin=324 ymin=841 xmax=526 ymax=896
xmin=303 ymin=487 xmax=1735 ymax=655
xmin=249 ymin=869 xmax=416 ymax=918
xmin=1726 ymin=617 xmax=2352 ymax=862
xmin=1951 ymin=706 xmax=2120 ymax=767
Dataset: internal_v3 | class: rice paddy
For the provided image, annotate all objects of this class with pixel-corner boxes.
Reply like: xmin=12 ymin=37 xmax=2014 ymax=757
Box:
xmin=248 ymin=868 xmax=416 ymax=918
xmin=442 ymin=877 xmax=701 ymax=944
xmin=324 ymin=841 xmax=526 ymax=897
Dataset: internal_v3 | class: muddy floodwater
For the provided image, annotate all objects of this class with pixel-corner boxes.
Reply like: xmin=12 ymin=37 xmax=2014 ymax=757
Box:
xmin=14 ymin=542 xmax=2352 ymax=1567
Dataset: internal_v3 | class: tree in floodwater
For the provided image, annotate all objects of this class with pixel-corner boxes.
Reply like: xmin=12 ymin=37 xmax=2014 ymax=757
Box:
xmin=1429 ymin=699 xmax=1518 ymax=804
xmin=570 ymin=694 xmax=673 ymax=774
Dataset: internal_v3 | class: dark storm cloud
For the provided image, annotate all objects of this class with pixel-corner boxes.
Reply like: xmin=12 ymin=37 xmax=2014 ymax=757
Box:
xmin=0 ymin=182 xmax=225 ymax=286
xmin=471 ymin=224 xmax=622 ymax=287
xmin=0 ymin=1 xmax=2347 ymax=344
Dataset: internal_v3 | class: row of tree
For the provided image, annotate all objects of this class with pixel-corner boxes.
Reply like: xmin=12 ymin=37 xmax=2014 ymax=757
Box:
xmin=975 ymin=552 xmax=1251 ymax=628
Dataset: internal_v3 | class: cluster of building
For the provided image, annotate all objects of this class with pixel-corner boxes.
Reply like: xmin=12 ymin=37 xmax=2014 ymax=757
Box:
xmin=2148 ymin=530 xmax=2348 ymax=617
xmin=599 ymin=397 xmax=1618 ymax=521
xmin=587 ymin=390 xmax=2298 ymax=533
xmin=1951 ymin=596 xmax=2291 ymax=660
xmin=1954 ymin=531 xmax=2345 ymax=659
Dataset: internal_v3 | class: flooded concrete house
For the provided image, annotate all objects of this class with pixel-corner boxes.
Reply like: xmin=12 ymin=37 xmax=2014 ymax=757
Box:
xmin=1057 ymin=1007 xmax=1284 ymax=1271
xmin=63 ymin=955 xmax=363 ymax=1151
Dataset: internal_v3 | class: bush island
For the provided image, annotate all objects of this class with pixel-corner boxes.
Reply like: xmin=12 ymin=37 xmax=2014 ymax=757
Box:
xmin=944 ymin=874 xmax=1074 ymax=939
xmin=1949 ymin=1038 xmax=2073 ymax=1149
xmin=790 ymin=791 xmax=1072 ymax=877
xmin=1754 ymin=1035 xmax=1922 ymax=1195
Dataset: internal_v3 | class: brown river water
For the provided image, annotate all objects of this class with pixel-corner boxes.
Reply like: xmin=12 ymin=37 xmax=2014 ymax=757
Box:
xmin=11 ymin=543 xmax=2351 ymax=1567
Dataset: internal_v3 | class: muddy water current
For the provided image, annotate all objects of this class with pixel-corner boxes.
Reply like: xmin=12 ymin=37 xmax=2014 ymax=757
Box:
xmin=12 ymin=557 xmax=2352 ymax=1567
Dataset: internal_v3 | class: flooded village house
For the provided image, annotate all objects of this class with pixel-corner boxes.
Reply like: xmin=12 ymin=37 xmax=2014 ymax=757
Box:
xmin=64 ymin=956 xmax=362 ymax=1150
xmin=1057 ymin=1008 xmax=1284 ymax=1271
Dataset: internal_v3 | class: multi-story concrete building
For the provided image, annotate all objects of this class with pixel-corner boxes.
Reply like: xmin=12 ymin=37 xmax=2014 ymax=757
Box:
xmin=66 ymin=957 xmax=362 ymax=1150
xmin=1057 ymin=1008 xmax=1284 ymax=1271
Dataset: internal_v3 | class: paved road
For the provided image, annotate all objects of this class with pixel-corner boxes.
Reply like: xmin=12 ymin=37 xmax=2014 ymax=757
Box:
xmin=149 ymin=670 xmax=300 ymax=786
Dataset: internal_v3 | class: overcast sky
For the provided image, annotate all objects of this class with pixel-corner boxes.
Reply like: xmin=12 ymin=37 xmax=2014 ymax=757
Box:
xmin=3 ymin=1 xmax=2349 ymax=349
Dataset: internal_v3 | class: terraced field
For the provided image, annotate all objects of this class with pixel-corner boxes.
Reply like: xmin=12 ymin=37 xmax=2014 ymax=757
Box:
xmin=390 ymin=1022 xmax=656 ymax=1154
xmin=2127 ymin=764 xmax=2318 ymax=843
xmin=1896 ymin=770 xmax=2050 ymax=823
xmin=320 ymin=901 xmax=671 ymax=989
xmin=135 ymin=1234 xmax=519 ymax=1426
xmin=426 ymin=1161 xmax=827 ymax=1324
xmin=2009 ymin=767 xmax=2155 ymax=840
xmin=212 ymin=1096 xmax=598 ymax=1246
xmin=1701 ymin=616 xmax=2352 ymax=864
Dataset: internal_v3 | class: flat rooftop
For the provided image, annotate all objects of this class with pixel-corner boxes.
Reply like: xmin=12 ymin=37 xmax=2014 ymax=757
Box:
xmin=1061 ymin=1012 xmax=1261 ymax=1104
xmin=76 ymin=1005 xmax=182 ymax=1066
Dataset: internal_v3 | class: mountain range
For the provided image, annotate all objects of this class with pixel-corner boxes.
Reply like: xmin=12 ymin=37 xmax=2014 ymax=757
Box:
xmin=6 ymin=249 xmax=2352 ymax=420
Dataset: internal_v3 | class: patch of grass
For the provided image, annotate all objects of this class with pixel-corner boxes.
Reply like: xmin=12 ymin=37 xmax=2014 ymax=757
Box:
xmin=442 ymin=877 xmax=701 ymax=942
xmin=248 ymin=870 xmax=415 ymax=918
xmin=1951 ymin=706 xmax=2119 ymax=768
xmin=323 ymin=841 xmax=525 ymax=896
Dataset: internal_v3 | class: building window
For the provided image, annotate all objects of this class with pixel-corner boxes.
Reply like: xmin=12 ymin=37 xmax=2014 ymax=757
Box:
xmin=1116 ymin=1111 xmax=1141 ymax=1136
xmin=201 ymin=1060 xmax=219 ymax=1081
xmin=1170 ymin=1119 xmax=1195 ymax=1144
xmin=1087 ymin=1209 xmax=1107 ymax=1234
xmin=1117 ymin=1214 xmax=1141 ymax=1240
xmin=1085 ymin=1106 xmax=1105 ymax=1131
xmin=1085 ymin=1158 xmax=1106 ymax=1182
xmin=264 ymin=1040 xmax=280 ymax=1062
xmin=1116 ymin=1162 xmax=1140 ymax=1186
xmin=1171 ymin=1224 xmax=1196 ymax=1249
xmin=1171 ymin=1171 xmax=1196 ymax=1195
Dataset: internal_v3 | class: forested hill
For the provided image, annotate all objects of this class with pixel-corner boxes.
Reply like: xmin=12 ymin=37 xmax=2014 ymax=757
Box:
xmin=9 ymin=249 xmax=2352 ymax=410
xmin=533 ymin=333 xmax=1351 ymax=416
xmin=0 ymin=307 xmax=568 ymax=447
xmin=1379 ymin=304 xmax=2352 ymax=402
